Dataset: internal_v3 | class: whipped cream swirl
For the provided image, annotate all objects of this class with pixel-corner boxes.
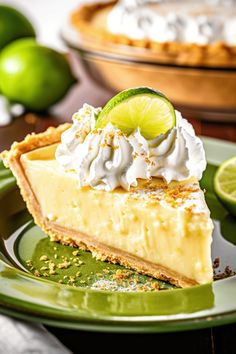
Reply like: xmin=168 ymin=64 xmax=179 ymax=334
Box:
xmin=56 ymin=104 xmax=101 ymax=169
xmin=56 ymin=104 xmax=206 ymax=192
xmin=107 ymin=0 xmax=236 ymax=45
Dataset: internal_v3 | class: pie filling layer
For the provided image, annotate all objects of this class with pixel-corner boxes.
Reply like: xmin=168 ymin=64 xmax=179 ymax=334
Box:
xmin=20 ymin=143 xmax=213 ymax=286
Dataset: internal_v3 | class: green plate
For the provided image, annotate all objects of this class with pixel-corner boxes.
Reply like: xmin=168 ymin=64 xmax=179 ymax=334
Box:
xmin=0 ymin=136 xmax=236 ymax=333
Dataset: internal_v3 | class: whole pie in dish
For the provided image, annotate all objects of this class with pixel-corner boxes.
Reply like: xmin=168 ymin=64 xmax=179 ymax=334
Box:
xmin=70 ymin=0 xmax=236 ymax=67
xmin=1 ymin=87 xmax=214 ymax=288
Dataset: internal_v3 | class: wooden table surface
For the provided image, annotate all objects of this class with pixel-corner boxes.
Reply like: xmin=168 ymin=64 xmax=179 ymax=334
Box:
xmin=1 ymin=75 xmax=236 ymax=354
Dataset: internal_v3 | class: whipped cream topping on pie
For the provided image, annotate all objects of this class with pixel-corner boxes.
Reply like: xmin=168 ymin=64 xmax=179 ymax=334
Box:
xmin=107 ymin=0 xmax=236 ymax=45
xmin=56 ymin=104 xmax=206 ymax=191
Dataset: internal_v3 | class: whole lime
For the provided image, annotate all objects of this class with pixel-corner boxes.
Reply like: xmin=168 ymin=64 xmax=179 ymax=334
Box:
xmin=0 ymin=39 xmax=77 ymax=111
xmin=0 ymin=5 xmax=36 ymax=50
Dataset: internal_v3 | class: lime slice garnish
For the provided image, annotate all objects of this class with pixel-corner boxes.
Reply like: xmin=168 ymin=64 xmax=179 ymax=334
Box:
xmin=96 ymin=87 xmax=176 ymax=139
xmin=214 ymin=156 xmax=236 ymax=216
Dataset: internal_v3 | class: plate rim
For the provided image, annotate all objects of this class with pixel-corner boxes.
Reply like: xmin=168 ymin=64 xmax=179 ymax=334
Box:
xmin=0 ymin=136 xmax=236 ymax=332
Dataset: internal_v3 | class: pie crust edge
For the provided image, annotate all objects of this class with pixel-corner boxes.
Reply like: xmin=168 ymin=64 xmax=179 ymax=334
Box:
xmin=70 ymin=0 xmax=236 ymax=68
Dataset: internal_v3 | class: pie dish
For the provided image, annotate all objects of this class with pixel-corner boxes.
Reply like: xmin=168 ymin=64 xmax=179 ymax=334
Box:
xmin=70 ymin=0 xmax=236 ymax=68
xmin=1 ymin=89 xmax=214 ymax=288
xmin=66 ymin=1 xmax=236 ymax=115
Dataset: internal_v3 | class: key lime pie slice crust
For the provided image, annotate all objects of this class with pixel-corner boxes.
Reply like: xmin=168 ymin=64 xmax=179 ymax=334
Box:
xmin=1 ymin=88 xmax=214 ymax=288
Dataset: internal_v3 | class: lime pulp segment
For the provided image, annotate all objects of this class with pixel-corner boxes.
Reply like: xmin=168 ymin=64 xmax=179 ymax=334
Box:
xmin=96 ymin=89 xmax=176 ymax=140
xmin=214 ymin=156 xmax=236 ymax=216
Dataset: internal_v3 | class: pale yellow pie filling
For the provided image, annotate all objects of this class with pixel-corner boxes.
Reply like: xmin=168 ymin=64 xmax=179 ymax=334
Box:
xmin=20 ymin=144 xmax=213 ymax=285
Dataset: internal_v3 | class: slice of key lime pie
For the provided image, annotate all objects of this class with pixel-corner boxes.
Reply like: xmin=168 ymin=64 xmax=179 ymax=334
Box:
xmin=1 ymin=87 xmax=213 ymax=288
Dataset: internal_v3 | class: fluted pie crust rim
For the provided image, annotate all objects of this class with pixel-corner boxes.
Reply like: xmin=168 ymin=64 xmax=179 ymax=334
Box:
xmin=1 ymin=125 xmax=200 ymax=288
xmin=70 ymin=0 xmax=236 ymax=68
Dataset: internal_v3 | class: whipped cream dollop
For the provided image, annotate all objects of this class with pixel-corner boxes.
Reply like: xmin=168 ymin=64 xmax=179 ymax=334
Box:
xmin=56 ymin=104 xmax=206 ymax=192
xmin=107 ymin=0 xmax=236 ymax=45
xmin=55 ymin=104 xmax=101 ymax=169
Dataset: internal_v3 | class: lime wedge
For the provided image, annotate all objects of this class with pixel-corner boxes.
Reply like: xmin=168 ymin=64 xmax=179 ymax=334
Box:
xmin=214 ymin=156 xmax=236 ymax=216
xmin=96 ymin=87 xmax=176 ymax=139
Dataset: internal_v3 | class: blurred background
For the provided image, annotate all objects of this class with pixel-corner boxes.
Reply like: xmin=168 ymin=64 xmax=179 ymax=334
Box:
xmin=0 ymin=0 xmax=111 ymax=146
xmin=0 ymin=0 xmax=235 ymax=145
xmin=2 ymin=0 xmax=83 ymax=51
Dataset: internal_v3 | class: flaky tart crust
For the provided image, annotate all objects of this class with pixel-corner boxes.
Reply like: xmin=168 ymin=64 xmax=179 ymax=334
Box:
xmin=0 ymin=125 xmax=205 ymax=288
xmin=70 ymin=0 xmax=236 ymax=68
